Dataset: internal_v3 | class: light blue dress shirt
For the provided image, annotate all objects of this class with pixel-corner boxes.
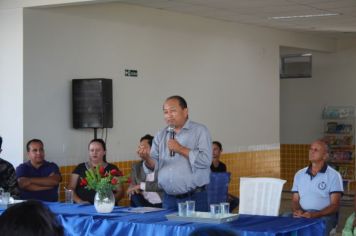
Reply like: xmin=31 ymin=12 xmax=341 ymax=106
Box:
xmin=147 ymin=119 xmax=212 ymax=195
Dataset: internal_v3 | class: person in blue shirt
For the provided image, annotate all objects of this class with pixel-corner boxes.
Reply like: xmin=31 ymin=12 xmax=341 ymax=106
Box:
xmin=138 ymin=95 xmax=212 ymax=211
xmin=291 ymin=139 xmax=343 ymax=236
xmin=16 ymin=139 xmax=61 ymax=202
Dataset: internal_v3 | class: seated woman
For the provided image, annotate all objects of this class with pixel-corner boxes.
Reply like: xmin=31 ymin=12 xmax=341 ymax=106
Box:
xmin=68 ymin=138 xmax=124 ymax=204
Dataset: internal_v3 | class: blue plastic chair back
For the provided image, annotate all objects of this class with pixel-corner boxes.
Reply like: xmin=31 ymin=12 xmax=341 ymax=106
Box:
xmin=207 ymin=172 xmax=231 ymax=205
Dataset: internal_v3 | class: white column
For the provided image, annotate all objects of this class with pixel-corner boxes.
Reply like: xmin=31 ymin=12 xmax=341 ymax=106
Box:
xmin=0 ymin=8 xmax=24 ymax=168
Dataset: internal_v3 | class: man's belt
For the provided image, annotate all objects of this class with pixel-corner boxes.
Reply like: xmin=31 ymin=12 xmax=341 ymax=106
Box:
xmin=174 ymin=185 xmax=207 ymax=199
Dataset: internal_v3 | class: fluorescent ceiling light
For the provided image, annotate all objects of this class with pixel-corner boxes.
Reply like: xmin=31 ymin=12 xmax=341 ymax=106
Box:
xmin=270 ymin=13 xmax=340 ymax=20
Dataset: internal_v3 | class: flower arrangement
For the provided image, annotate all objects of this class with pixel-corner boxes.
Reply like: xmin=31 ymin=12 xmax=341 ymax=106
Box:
xmin=80 ymin=165 xmax=130 ymax=199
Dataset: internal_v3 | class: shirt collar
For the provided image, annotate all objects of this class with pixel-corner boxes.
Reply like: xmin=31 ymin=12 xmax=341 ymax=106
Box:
xmin=306 ymin=163 xmax=328 ymax=177
xmin=182 ymin=119 xmax=192 ymax=130
xmin=166 ymin=119 xmax=191 ymax=133
xmin=26 ymin=160 xmax=48 ymax=168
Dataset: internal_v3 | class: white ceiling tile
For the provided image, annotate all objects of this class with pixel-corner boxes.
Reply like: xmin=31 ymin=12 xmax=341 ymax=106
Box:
xmin=112 ymin=0 xmax=356 ymax=37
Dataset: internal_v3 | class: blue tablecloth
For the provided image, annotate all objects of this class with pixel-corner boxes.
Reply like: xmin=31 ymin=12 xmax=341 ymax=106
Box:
xmin=1 ymin=202 xmax=325 ymax=236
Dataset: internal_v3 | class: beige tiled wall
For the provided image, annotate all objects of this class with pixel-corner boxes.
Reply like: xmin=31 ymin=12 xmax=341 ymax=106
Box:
xmin=280 ymin=144 xmax=356 ymax=192
xmin=280 ymin=144 xmax=310 ymax=190
xmin=59 ymin=146 xmax=354 ymax=205
xmin=59 ymin=149 xmax=281 ymax=205
xmin=221 ymin=149 xmax=281 ymax=196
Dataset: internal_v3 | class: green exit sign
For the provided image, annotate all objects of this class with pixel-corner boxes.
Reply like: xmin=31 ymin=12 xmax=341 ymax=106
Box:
xmin=125 ymin=69 xmax=138 ymax=77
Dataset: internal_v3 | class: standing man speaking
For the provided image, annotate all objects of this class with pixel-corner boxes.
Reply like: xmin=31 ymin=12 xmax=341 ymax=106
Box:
xmin=138 ymin=95 xmax=212 ymax=211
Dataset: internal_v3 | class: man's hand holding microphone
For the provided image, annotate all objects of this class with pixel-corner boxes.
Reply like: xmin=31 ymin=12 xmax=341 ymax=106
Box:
xmin=167 ymin=125 xmax=189 ymax=159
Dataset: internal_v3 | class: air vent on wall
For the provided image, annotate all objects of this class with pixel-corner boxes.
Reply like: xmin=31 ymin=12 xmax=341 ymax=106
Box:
xmin=280 ymin=54 xmax=312 ymax=79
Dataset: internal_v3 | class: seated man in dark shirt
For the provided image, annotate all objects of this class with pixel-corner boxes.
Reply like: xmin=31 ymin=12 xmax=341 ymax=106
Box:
xmin=211 ymin=141 xmax=227 ymax=172
xmin=210 ymin=141 xmax=239 ymax=212
xmin=16 ymin=139 xmax=61 ymax=202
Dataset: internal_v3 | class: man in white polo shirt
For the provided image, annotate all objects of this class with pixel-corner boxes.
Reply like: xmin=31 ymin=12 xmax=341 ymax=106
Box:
xmin=291 ymin=139 xmax=343 ymax=235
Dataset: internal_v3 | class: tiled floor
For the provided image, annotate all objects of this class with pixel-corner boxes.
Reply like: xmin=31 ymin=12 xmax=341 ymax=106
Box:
xmin=280 ymin=192 xmax=354 ymax=235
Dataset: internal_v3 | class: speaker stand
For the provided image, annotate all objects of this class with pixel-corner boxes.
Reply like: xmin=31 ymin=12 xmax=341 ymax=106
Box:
xmin=94 ymin=128 xmax=98 ymax=139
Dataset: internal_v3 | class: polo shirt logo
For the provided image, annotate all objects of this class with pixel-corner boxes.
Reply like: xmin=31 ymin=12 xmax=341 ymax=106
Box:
xmin=318 ymin=181 xmax=327 ymax=190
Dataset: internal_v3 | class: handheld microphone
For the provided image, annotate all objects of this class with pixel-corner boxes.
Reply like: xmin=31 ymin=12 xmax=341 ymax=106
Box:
xmin=168 ymin=125 xmax=175 ymax=157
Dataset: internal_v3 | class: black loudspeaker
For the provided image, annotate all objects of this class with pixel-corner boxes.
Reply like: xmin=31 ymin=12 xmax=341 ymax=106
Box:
xmin=72 ymin=78 xmax=113 ymax=129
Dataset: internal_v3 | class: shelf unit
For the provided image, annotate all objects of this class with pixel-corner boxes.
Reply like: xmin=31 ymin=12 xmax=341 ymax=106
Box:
xmin=322 ymin=106 xmax=355 ymax=185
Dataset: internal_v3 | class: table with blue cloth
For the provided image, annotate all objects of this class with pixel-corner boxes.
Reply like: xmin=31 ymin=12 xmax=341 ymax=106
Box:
xmin=1 ymin=202 xmax=325 ymax=236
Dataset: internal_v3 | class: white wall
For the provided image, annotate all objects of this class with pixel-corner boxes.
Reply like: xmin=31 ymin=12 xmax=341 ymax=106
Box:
xmin=0 ymin=0 xmax=102 ymax=168
xmin=0 ymin=8 xmax=24 ymax=168
xmin=22 ymin=3 xmax=337 ymax=165
xmin=280 ymin=41 xmax=356 ymax=144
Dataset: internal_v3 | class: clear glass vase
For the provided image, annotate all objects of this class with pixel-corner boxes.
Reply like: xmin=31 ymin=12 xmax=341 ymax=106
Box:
xmin=94 ymin=190 xmax=115 ymax=213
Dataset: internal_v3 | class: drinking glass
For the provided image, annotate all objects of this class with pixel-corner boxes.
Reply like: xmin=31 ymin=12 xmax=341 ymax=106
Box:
xmin=0 ymin=187 xmax=3 ymax=203
xmin=220 ymin=202 xmax=230 ymax=216
xmin=186 ymin=200 xmax=195 ymax=216
xmin=65 ymin=189 xmax=73 ymax=204
xmin=178 ymin=202 xmax=188 ymax=217
xmin=210 ymin=204 xmax=221 ymax=217
xmin=1 ymin=192 xmax=10 ymax=205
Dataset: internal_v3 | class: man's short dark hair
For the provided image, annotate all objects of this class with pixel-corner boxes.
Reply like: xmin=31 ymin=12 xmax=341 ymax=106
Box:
xmin=140 ymin=134 xmax=154 ymax=147
xmin=26 ymin=139 xmax=44 ymax=152
xmin=166 ymin=95 xmax=188 ymax=109
xmin=0 ymin=200 xmax=64 ymax=236
xmin=0 ymin=136 xmax=2 ymax=149
xmin=213 ymin=141 xmax=222 ymax=151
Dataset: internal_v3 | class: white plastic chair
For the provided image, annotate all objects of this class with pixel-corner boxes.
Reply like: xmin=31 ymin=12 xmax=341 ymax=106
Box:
xmin=239 ymin=177 xmax=286 ymax=216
